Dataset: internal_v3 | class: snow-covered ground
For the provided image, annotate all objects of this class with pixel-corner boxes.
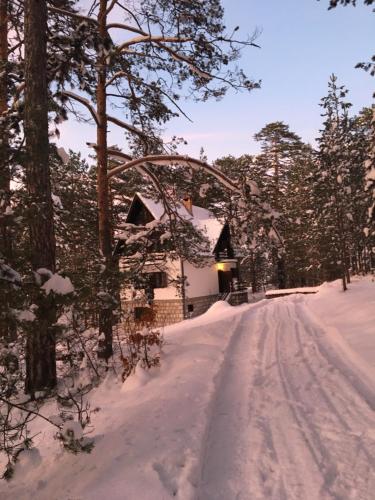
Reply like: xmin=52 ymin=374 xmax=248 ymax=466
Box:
xmin=1 ymin=276 xmax=375 ymax=500
xmin=265 ymin=286 xmax=319 ymax=296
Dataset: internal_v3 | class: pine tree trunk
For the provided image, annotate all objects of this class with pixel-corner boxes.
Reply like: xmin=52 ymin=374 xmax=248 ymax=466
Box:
xmin=0 ymin=0 xmax=14 ymax=341
xmin=96 ymin=0 xmax=113 ymax=361
xmin=250 ymin=252 xmax=258 ymax=293
xmin=0 ymin=2 xmax=9 ymax=250
xmin=24 ymin=0 xmax=57 ymax=394
xmin=342 ymin=273 xmax=347 ymax=292
xmin=277 ymin=255 xmax=286 ymax=289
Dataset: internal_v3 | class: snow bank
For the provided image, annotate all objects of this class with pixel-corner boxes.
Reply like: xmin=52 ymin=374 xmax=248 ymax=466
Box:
xmin=266 ymin=286 xmax=319 ymax=296
xmin=0 ymin=300 xmax=258 ymax=500
xmin=308 ymin=276 xmax=375 ymax=370
xmin=2 ymin=277 xmax=374 ymax=500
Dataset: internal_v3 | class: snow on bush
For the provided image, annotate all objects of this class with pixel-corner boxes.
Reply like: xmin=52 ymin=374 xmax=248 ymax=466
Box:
xmin=41 ymin=274 xmax=74 ymax=296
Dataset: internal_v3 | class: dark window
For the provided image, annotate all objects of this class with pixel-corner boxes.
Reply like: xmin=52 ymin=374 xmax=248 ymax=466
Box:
xmin=134 ymin=306 xmax=155 ymax=322
xmin=133 ymin=272 xmax=167 ymax=293
xmin=148 ymin=272 xmax=167 ymax=289
xmin=187 ymin=304 xmax=194 ymax=313
xmin=134 ymin=307 xmax=145 ymax=320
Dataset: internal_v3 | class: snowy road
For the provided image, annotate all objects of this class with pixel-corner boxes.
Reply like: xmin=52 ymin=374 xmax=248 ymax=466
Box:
xmin=197 ymin=296 xmax=375 ymax=500
xmin=3 ymin=279 xmax=375 ymax=500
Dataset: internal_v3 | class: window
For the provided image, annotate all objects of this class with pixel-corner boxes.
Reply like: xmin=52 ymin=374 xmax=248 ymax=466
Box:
xmin=187 ymin=304 xmax=194 ymax=313
xmin=133 ymin=271 xmax=167 ymax=290
xmin=148 ymin=272 xmax=167 ymax=289
xmin=134 ymin=307 xmax=155 ymax=322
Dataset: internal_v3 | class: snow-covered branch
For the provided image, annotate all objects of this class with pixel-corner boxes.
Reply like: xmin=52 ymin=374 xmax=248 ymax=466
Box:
xmin=106 ymin=154 xmax=241 ymax=193
xmin=118 ymin=35 xmax=192 ymax=51
xmin=154 ymin=42 xmax=212 ymax=80
xmin=107 ymin=148 xmax=133 ymax=162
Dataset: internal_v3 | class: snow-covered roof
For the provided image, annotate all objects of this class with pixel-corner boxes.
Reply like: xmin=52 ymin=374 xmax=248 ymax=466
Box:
xmin=132 ymin=193 xmax=224 ymax=253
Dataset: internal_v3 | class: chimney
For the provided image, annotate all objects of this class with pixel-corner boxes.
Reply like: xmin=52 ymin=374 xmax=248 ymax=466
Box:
xmin=182 ymin=195 xmax=193 ymax=216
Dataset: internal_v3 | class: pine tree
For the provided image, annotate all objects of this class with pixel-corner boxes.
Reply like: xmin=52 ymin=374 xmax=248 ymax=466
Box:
xmin=254 ymin=122 xmax=311 ymax=288
xmin=314 ymin=75 xmax=353 ymax=290
xmin=23 ymin=0 xmax=57 ymax=394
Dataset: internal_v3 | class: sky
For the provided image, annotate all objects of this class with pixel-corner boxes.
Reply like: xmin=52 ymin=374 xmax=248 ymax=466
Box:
xmin=56 ymin=0 xmax=374 ymax=163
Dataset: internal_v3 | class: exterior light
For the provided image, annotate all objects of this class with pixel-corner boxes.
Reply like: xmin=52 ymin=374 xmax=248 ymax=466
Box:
xmin=216 ymin=263 xmax=225 ymax=271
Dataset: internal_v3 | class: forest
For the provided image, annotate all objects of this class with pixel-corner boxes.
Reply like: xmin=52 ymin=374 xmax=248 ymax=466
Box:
xmin=0 ymin=0 xmax=374 ymax=485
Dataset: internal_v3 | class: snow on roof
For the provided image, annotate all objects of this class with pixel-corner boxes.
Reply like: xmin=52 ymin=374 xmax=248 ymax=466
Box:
xmin=136 ymin=192 xmax=166 ymax=220
xmin=134 ymin=193 xmax=224 ymax=252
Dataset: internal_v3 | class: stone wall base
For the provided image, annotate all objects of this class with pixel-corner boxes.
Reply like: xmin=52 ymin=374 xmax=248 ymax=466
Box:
xmin=121 ymin=292 xmax=247 ymax=329
xmin=227 ymin=291 xmax=248 ymax=306
xmin=185 ymin=294 xmax=219 ymax=319
xmin=121 ymin=298 xmax=184 ymax=328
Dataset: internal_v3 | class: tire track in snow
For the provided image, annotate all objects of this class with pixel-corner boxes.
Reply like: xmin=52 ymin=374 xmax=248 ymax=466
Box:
xmin=272 ymin=303 xmax=340 ymax=499
xmin=289 ymin=300 xmax=375 ymax=498
xmin=196 ymin=301 xmax=323 ymax=500
xmin=195 ymin=304 xmax=269 ymax=500
xmin=195 ymin=297 xmax=375 ymax=500
xmin=273 ymin=299 xmax=375 ymax=499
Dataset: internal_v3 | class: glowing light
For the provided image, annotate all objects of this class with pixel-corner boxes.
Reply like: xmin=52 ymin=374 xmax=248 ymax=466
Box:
xmin=216 ymin=263 xmax=225 ymax=271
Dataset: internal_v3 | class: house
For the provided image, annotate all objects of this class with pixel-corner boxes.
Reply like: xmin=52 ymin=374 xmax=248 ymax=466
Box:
xmin=115 ymin=193 xmax=248 ymax=327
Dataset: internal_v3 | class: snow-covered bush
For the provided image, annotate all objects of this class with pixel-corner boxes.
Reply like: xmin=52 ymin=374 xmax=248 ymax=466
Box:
xmin=120 ymin=322 xmax=164 ymax=382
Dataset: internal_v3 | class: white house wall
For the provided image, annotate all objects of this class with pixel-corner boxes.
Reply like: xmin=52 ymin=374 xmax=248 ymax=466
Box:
xmin=154 ymin=257 xmax=181 ymax=300
xmin=184 ymin=259 xmax=219 ymax=298
xmin=120 ymin=256 xmax=222 ymax=301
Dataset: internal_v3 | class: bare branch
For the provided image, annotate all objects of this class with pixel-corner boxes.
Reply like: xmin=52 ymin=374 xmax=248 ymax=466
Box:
xmin=105 ymin=71 xmax=126 ymax=88
xmin=106 ymin=23 xmax=143 ymax=34
xmin=105 ymin=0 xmax=118 ymax=15
xmin=47 ymin=5 xmax=98 ymax=25
xmin=0 ymin=396 xmax=61 ymax=429
xmin=106 ymin=114 xmax=149 ymax=139
xmin=59 ymin=91 xmax=101 ymax=126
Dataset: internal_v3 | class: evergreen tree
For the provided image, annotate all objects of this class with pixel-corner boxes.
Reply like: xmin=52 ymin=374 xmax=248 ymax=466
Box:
xmin=254 ymin=122 xmax=312 ymax=288
xmin=314 ymin=75 xmax=353 ymax=290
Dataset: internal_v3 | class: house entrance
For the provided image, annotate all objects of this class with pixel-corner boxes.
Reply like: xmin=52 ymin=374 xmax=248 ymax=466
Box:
xmin=218 ymin=270 xmax=232 ymax=293
xmin=218 ymin=266 xmax=240 ymax=293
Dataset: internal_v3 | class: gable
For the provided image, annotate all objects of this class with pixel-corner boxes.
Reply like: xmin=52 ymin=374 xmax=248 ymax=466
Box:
xmin=126 ymin=194 xmax=155 ymax=225
xmin=213 ymin=223 xmax=234 ymax=259
xmin=116 ymin=193 xmax=225 ymax=256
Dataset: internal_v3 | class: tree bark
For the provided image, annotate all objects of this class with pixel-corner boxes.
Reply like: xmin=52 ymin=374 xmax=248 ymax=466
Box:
xmin=24 ymin=0 xmax=57 ymax=394
xmin=0 ymin=0 xmax=11 ymax=261
xmin=96 ymin=0 xmax=113 ymax=360
xmin=0 ymin=0 xmax=15 ymax=341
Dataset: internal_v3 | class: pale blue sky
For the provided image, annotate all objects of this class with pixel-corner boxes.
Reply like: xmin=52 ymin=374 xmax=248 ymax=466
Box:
xmin=57 ymin=0 xmax=374 ymax=162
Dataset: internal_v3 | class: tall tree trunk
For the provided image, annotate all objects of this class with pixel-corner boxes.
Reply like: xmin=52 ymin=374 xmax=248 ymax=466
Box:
xmin=0 ymin=0 xmax=13 ymax=267
xmin=0 ymin=0 xmax=10 ymax=238
xmin=24 ymin=0 xmax=57 ymax=394
xmin=0 ymin=1 xmax=10 ymax=259
xmin=96 ymin=0 xmax=113 ymax=360
xmin=250 ymin=252 xmax=258 ymax=293
xmin=0 ymin=0 xmax=14 ymax=341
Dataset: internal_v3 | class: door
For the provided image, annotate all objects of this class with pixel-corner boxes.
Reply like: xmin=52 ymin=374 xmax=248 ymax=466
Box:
xmin=218 ymin=270 xmax=232 ymax=293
